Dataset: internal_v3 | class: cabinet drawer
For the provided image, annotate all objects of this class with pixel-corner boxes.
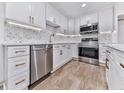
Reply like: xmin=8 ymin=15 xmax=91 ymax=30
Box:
xmin=115 ymin=50 xmax=124 ymax=60
xmin=110 ymin=62 xmax=124 ymax=90
xmin=53 ymin=45 xmax=61 ymax=49
xmin=8 ymin=46 xmax=29 ymax=58
xmin=99 ymin=55 xmax=106 ymax=63
xmin=114 ymin=56 xmax=124 ymax=76
xmin=8 ymin=56 xmax=29 ymax=78
xmin=7 ymin=72 xmax=29 ymax=90
xmin=99 ymin=45 xmax=106 ymax=56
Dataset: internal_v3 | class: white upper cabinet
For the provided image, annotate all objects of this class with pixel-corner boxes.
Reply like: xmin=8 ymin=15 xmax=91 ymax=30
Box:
xmin=99 ymin=6 xmax=113 ymax=32
xmin=74 ymin=17 xmax=81 ymax=34
xmin=60 ymin=15 xmax=68 ymax=34
xmin=116 ymin=2 xmax=124 ymax=16
xmin=81 ymin=13 xmax=98 ymax=25
xmin=81 ymin=16 xmax=87 ymax=25
xmin=31 ymin=3 xmax=46 ymax=28
xmin=46 ymin=3 xmax=61 ymax=25
xmin=46 ymin=3 xmax=56 ymax=23
xmin=68 ymin=18 xmax=75 ymax=35
xmin=5 ymin=2 xmax=46 ymax=28
xmin=5 ymin=2 xmax=30 ymax=24
xmin=86 ymin=13 xmax=98 ymax=24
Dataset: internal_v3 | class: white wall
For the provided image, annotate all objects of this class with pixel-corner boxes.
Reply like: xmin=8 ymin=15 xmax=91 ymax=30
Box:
xmin=118 ymin=20 xmax=124 ymax=43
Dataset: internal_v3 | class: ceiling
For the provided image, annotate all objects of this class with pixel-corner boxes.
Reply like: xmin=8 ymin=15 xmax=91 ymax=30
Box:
xmin=50 ymin=2 xmax=113 ymax=17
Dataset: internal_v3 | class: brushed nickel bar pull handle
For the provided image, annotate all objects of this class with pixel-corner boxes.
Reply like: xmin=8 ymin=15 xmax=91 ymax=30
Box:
xmin=29 ymin=16 xmax=31 ymax=23
xmin=32 ymin=17 xmax=34 ymax=24
xmin=106 ymin=50 xmax=111 ymax=53
xmin=120 ymin=63 xmax=124 ymax=69
xmin=15 ymin=50 xmax=25 ymax=53
xmin=60 ymin=50 xmax=63 ymax=55
xmin=62 ymin=45 xmax=65 ymax=47
xmin=15 ymin=79 xmax=25 ymax=85
xmin=15 ymin=63 xmax=26 ymax=67
xmin=55 ymin=46 xmax=59 ymax=48
xmin=105 ymin=58 xmax=109 ymax=69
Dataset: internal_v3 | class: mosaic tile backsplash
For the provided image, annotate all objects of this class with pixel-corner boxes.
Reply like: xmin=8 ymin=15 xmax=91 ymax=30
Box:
xmin=4 ymin=25 xmax=81 ymax=44
xmin=4 ymin=25 xmax=52 ymax=44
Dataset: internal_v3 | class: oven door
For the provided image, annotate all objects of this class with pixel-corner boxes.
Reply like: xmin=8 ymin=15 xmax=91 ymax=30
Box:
xmin=79 ymin=47 xmax=98 ymax=59
xmin=78 ymin=47 xmax=99 ymax=65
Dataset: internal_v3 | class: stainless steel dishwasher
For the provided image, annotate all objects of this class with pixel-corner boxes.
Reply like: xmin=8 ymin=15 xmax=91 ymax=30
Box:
xmin=30 ymin=44 xmax=53 ymax=85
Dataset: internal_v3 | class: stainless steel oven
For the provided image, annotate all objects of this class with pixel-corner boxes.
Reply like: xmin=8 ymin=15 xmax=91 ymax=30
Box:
xmin=78 ymin=38 xmax=99 ymax=65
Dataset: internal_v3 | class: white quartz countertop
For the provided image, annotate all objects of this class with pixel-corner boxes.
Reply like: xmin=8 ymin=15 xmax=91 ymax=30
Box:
xmin=105 ymin=44 xmax=124 ymax=52
xmin=2 ymin=41 xmax=81 ymax=46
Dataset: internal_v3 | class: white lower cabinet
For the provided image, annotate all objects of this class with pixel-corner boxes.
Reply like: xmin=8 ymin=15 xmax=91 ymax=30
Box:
xmin=5 ymin=46 xmax=30 ymax=90
xmin=53 ymin=44 xmax=72 ymax=71
xmin=53 ymin=45 xmax=62 ymax=69
xmin=8 ymin=56 xmax=29 ymax=78
xmin=7 ymin=72 xmax=29 ymax=90
xmin=99 ymin=44 xmax=107 ymax=64
xmin=109 ymin=61 xmax=124 ymax=90
xmin=107 ymin=47 xmax=124 ymax=90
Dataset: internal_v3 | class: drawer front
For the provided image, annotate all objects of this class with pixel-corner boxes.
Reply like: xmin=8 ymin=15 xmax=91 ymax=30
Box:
xmin=53 ymin=45 xmax=61 ymax=49
xmin=99 ymin=45 xmax=106 ymax=55
xmin=7 ymin=72 xmax=29 ymax=90
xmin=114 ymin=55 xmax=124 ymax=76
xmin=8 ymin=46 xmax=29 ymax=58
xmin=110 ymin=62 xmax=124 ymax=90
xmin=8 ymin=56 xmax=29 ymax=78
xmin=99 ymin=55 xmax=106 ymax=63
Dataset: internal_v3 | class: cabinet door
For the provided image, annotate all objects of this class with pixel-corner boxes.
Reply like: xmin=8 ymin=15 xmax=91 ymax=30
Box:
xmin=53 ymin=46 xmax=59 ymax=68
xmin=99 ymin=44 xmax=107 ymax=63
xmin=5 ymin=2 xmax=30 ymax=24
xmin=117 ymin=2 xmax=124 ymax=16
xmin=67 ymin=44 xmax=72 ymax=60
xmin=109 ymin=60 xmax=124 ymax=90
xmin=61 ymin=45 xmax=66 ymax=62
xmin=46 ymin=3 xmax=61 ymax=25
xmin=99 ymin=6 xmax=113 ymax=32
xmin=0 ymin=3 xmax=4 ymax=83
xmin=75 ymin=17 xmax=81 ymax=34
xmin=60 ymin=15 xmax=68 ymax=34
xmin=55 ymin=11 xmax=61 ymax=25
xmin=86 ymin=13 xmax=98 ymax=24
xmin=0 ymin=46 xmax=3 ymax=82
xmin=81 ymin=16 xmax=87 ymax=25
xmin=71 ymin=44 xmax=78 ymax=58
xmin=53 ymin=45 xmax=62 ymax=69
xmin=68 ymin=18 xmax=75 ymax=35
xmin=31 ymin=2 xmax=46 ymax=28
xmin=46 ymin=3 xmax=55 ymax=22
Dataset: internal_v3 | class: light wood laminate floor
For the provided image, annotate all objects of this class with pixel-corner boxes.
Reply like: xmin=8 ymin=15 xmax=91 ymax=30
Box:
xmin=32 ymin=60 xmax=108 ymax=90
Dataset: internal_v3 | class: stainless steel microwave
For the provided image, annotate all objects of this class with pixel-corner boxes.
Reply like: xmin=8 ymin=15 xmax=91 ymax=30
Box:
xmin=80 ymin=23 xmax=98 ymax=34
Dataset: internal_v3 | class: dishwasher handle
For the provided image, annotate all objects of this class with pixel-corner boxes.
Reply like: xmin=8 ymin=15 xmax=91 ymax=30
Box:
xmin=31 ymin=48 xmax=46 ymax=51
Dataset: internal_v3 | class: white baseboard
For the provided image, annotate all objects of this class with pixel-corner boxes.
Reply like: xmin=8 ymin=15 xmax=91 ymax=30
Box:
xmin=51 ymin=58 xmax=72 ymax=73
xmin=51 ymin=58 xmax=105 ymax=73
xmin=99 ymin=60 xmax=105 ymax=67
xmin=72 ymin=57 xmax=79 ymax=61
